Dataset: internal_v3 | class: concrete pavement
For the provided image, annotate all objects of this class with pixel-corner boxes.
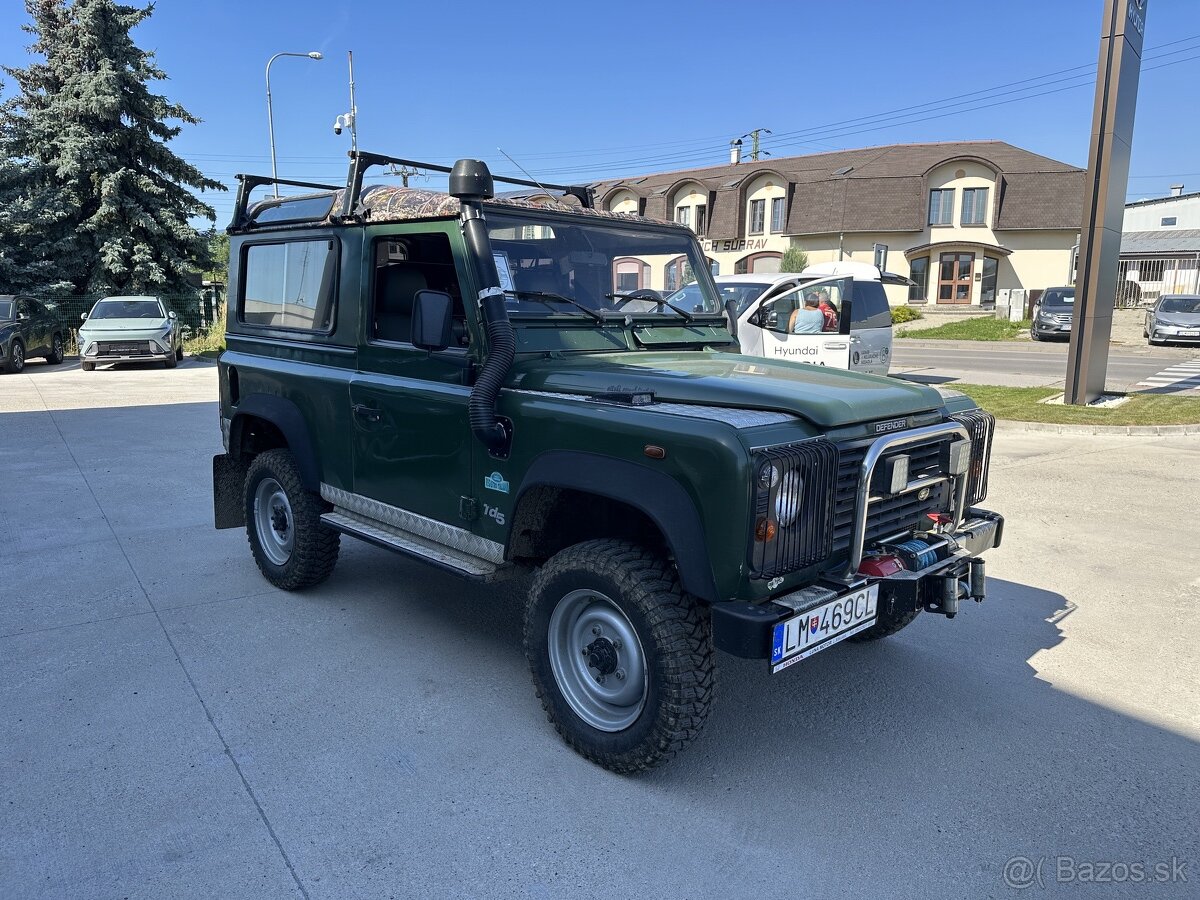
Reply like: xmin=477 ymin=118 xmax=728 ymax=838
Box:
xmin=2 ymin=361 xmax=1197 ymax=898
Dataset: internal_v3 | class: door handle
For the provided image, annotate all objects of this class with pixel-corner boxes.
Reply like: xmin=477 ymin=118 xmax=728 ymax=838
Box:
xmin=352 ymin=404 xmax=382 ymax=424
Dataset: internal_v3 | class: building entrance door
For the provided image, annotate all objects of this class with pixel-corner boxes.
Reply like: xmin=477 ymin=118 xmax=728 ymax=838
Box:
xmin=937 ymin=252 xmax=974 ymax=304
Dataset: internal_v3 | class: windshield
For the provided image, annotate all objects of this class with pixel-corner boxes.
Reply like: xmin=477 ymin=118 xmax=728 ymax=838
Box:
xmin=1158 ymin=296 xmax=1200 ymax=314
xmin=486 ymin=211 xmax=721 ymax=319
xmin=0 ymin=300 xmax=13 ymax=320
xmin=666 ymin=281 xmax=772 ymax=315
xmin=89 ymin=299 xmax=164 ymax=320
xmin=1040 ymin=289 xmax=1075 ymax=309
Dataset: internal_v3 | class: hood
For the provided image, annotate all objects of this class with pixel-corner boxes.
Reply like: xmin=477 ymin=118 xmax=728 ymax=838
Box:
xmin=1154 ymin=312 xmax=1200 ymax=326
xmin=81 ymin=317 xmax=168 ymax=332
xmin=508 ymin=351 xmax=943 ymax=428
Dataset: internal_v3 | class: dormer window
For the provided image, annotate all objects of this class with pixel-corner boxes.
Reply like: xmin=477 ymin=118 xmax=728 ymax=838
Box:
xmin=929 ymin=189 xmax=954 ymax=226
xmin=961 ymin=187 xmax=989 ymax=226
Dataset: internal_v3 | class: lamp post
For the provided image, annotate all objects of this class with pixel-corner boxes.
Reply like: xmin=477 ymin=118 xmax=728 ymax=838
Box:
xmin=265 ymin=50 xmax=323 ymax=198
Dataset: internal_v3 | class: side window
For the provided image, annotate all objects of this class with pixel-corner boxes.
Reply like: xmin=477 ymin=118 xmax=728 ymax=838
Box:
xmin=759 ymin=281 xmax=847 ymax=334
xmin=850 ymin=281 xmax=892 ymax=330
xmin=371 ymin=232 xmax=468 ymax=348
xmin=241 ymin=240 xmax=337 ymax=331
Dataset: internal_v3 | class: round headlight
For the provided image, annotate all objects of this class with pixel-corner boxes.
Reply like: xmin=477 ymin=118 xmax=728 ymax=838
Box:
xmin=774 ymin=470 xmax=804 ymax=527
xmin=758 ymin=463 xmax=780 ymax=491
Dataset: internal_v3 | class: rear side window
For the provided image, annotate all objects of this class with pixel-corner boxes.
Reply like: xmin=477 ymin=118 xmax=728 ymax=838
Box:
xmin=851 ymin=281 xmax=892 ymax=329
xmin=241 ymin=239 xmax=338 ymax=331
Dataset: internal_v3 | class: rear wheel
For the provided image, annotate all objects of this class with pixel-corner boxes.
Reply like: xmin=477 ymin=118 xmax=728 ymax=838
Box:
xmin=524 ymin=539 xmax=714 ymax=774
xmin=244 ymin=448 xmax=339 ymax=590
xmin=4 ymin=340 xmax=25 ymax=374
xmin=46 ymin=333 xmax=64 ymax=365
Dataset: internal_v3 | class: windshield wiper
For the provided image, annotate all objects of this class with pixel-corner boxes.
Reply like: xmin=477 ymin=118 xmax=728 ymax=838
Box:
xmin=606 ymin=292 xmax=695 ymax=324
xmin=509 ymin=290 xmax=605 ymax=324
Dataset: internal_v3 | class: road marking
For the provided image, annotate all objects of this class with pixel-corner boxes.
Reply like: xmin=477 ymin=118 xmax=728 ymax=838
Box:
xmin=1136 ymin=360 xmax=1200 ymax=393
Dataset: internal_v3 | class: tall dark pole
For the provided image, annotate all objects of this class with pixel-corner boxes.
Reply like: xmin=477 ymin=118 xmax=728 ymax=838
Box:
xmin=1065 ymin=0 xmax=1148 ymax=404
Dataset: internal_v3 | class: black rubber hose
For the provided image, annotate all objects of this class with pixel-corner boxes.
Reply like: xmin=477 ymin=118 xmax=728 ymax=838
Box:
xmin=460 ymin=202 xmax=515 ymax=454
xmin=469 ymin=290 xmax=515 ymax=452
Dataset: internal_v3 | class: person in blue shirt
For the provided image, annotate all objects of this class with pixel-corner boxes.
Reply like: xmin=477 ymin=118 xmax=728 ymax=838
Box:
xmin=789 ymin=293 xmax=826 ymax=334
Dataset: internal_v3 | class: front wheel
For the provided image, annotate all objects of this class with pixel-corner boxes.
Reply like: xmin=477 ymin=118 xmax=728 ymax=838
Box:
xmin=524 ymin=539 xmax=714 ymax=774
xmin=46 ymin=334 xmax=64 ymax=365
xmin=80 ymin=361 xmax=95 ymax=372
xmin=244 ymin=448 xmax=339 ymax=590
xmin=4 ymin=340 xmax=25 ymax=374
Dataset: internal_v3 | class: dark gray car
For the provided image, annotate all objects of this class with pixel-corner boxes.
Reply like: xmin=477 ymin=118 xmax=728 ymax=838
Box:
xmin=1030 ymin=287 xmax=1075 ymax=342
xmin=1145 ymin=294 xmax=1200 ymax=345
xmin=0 ymin=295 xmax=66 ymax=373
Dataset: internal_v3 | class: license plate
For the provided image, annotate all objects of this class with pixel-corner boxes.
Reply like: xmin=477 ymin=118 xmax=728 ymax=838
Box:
xmin=770 ymin=585 xmax=878 ymax=673
xmin=1181 ymin=330 xmax=1200 ymax=337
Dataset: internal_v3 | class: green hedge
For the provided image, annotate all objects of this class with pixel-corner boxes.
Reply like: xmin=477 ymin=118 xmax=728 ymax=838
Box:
xmin=891 ymin=305 xmax=923 ymax=324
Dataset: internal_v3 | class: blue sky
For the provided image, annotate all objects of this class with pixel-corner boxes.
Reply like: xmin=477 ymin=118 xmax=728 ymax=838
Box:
xmin=2 ymin=0 xmax=1198 ymax=227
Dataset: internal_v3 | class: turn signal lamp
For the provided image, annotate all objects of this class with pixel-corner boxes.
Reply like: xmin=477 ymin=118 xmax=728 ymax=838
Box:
xmin=754 ymin=518 xmax=777 ymax=542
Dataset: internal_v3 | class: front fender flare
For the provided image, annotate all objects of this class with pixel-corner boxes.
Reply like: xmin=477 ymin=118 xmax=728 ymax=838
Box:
xmin=512 ymin=450 xmax=719 ymax=603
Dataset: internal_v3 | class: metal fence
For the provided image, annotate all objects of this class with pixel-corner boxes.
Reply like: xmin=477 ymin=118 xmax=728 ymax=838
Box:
xmin=1116 ymin=256 xmax=1200 ymax=307
xmin=33 ymin=292 xmax=224 ymax=348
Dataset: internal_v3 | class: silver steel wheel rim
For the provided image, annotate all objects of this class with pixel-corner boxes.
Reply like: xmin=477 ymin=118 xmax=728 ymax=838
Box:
xmin=254 ymin=477 xmax=294 ymax=566
xmin=547 ymin=589 xmax=648 ymax=732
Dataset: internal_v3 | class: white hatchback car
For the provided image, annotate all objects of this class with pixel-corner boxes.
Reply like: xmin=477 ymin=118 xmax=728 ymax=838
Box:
xmin=666 ymin=261 xmax=904 ymax=375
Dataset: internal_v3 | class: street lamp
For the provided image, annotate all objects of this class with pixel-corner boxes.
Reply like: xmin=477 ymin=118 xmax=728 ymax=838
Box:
xmin=265 ymin=50 xmax=323 ymax=198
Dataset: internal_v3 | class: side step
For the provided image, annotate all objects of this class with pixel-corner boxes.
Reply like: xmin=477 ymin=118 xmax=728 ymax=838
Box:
xmin=321 ymin=509 xmax=508 ymax=580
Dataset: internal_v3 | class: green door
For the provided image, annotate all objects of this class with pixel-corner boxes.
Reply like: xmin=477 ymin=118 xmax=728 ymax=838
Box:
xmin=349 ymin=223 xmax=476 ymax=526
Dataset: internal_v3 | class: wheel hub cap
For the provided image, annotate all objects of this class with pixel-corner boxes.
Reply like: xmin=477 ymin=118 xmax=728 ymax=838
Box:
xmin=254 ymin=478 xmax=294 ymax=566
xmin=547 ymin=589 xmax=648 ymax=732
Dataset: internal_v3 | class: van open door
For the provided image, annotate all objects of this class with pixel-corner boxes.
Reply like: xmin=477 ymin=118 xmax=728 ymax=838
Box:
xmin=736 ymin=276 xmax=855 ymax=368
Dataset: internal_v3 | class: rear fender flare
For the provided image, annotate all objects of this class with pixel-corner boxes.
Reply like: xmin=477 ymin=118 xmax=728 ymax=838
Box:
xmin=229 ymin=393 xmax=320 ymax=491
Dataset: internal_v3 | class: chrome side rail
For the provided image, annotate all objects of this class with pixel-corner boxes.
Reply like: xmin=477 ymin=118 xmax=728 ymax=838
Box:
xmin=845 ymin=422 xmax=972 ymax=577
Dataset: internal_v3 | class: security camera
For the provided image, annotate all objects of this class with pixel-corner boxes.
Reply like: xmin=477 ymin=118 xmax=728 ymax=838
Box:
xmin=333 ymin=118 xmax=343 ymax=135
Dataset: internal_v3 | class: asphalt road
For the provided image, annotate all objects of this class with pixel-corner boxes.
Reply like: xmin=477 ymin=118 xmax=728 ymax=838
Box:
xmin=2 ymin=361 xmax=1198 ymax=899
xmin=891 ymin=339 xmax=1193 ymax=391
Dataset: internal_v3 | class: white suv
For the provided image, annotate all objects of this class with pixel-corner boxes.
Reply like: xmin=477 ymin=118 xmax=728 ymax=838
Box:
xmin=667 ymin=262 xmax=903 ymax=375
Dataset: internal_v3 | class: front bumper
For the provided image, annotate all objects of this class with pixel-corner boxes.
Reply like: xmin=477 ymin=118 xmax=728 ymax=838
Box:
xmin=82 ymin=350 xmax=175 ymax=363
xmin=710 ymin=509 xmax=1004 ymax=659
xmin=1150 ymin=325 xmax=1200 ymax=343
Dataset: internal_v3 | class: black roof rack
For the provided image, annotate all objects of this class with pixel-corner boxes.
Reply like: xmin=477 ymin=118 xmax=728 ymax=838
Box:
xmin=229 ymin=151 xmax=594 ymax=232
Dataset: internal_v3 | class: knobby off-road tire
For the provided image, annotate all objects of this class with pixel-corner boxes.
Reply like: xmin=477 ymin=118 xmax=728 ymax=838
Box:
xmin=524 ymin=539 xmax=714 ymax=774
xmin=244 ymin=448 xmax=339 ymax=590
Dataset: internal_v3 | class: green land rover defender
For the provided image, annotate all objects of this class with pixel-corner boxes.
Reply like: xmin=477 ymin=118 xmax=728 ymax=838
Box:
xmin=212 ymin=152 xmax=1003 ymax=773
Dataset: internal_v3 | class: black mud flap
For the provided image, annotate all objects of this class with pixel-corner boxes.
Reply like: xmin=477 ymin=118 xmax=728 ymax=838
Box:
xmin=213 ymin=453 xmax=248 ymax=529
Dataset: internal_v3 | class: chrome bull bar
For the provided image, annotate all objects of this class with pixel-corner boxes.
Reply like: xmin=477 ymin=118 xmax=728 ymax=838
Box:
xmin=845 ymin=422 xmax=972 ymax=578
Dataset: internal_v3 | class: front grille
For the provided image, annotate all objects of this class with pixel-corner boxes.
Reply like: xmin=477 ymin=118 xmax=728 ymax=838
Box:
xmin=1049 ymin=313 xmax=1073 ymax=325
xmin=832 ymin=438 xmax=951 ymax=556
xmin=96 ymin=340 xmax=153 ymax=356
xmin=748 ymin=439 xmax=838 ymax=578
xmin=950 ymin=409 xmax=995 ymax=504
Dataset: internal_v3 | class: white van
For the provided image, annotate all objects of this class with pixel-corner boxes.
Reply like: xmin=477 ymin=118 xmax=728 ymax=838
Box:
xmin=666 ymin=261 xmax=905 ymax=375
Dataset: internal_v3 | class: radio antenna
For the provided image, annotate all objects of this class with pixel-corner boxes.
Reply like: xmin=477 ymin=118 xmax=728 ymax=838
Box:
xmin=497 ymin=147 xmax=553 ymax=198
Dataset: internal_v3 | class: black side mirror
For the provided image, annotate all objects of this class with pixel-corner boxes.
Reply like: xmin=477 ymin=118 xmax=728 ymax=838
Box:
xmin=411 ymin=289 xmax=454 ymax=352
xmin=724 ymin=299 xmax=739 ymax=336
